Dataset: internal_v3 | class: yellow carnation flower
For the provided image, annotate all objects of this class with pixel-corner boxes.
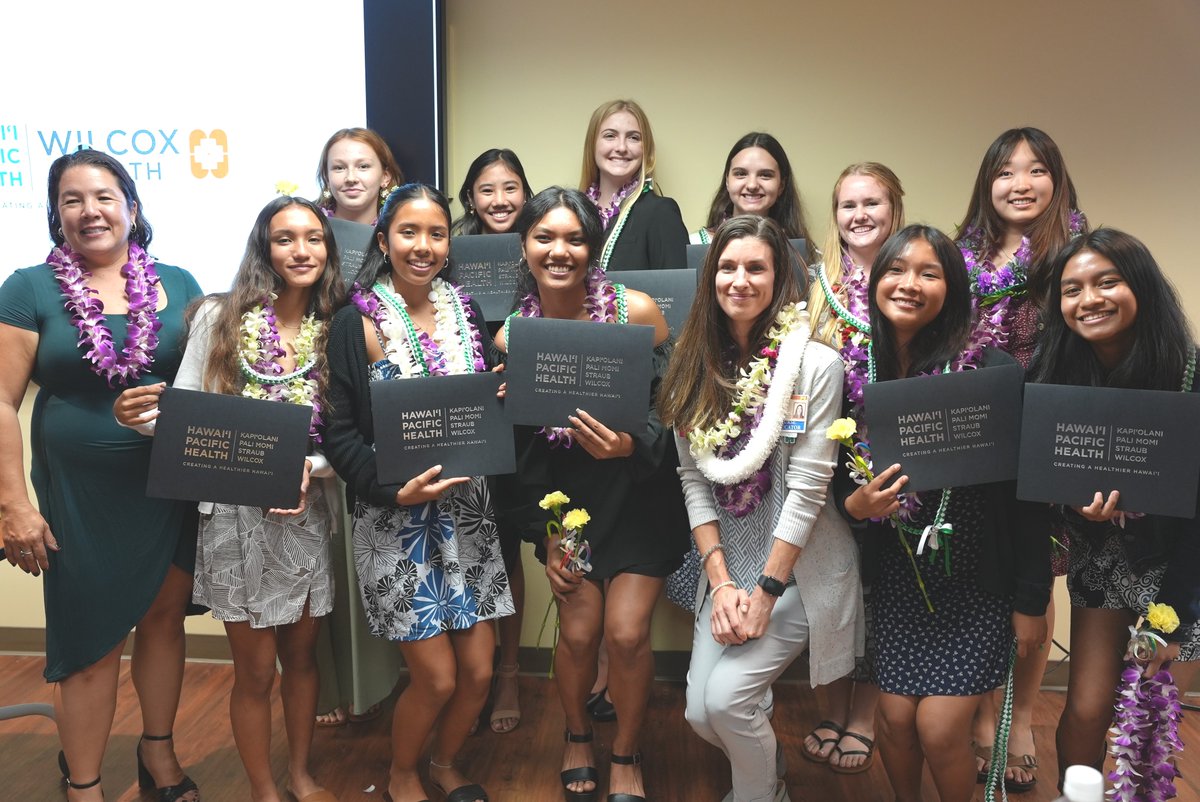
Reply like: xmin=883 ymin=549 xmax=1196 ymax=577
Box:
xmin=1147 ymin=602 xmax=1180 ymax=634
xmin=826 ymin=417 xmax=858 ymax=441
xmin=539 ymin=491 xmax=570 ymax=510
xmin=562 ymin=508 xmax=591 ymax=532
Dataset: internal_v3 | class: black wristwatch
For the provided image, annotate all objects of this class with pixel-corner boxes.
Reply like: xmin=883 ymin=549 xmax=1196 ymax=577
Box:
xmin=757 ymin=574 xmax=786 ymax=597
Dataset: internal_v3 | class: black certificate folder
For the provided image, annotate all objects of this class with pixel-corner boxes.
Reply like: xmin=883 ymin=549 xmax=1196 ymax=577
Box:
xmin=863 ymin=363 xmax=1024 ymax=493
xmin=372 ymin=371 xmax=514 ymax=483
xmin=503 ymin=316 xmax=655 ymax=433
xmin=450 ymin=233 xmax=523 ymax=322
xmin=146 ymin=388 xmax=312 ymax=509
xmin=1017 ymin=384 xmax=1200 ymax=518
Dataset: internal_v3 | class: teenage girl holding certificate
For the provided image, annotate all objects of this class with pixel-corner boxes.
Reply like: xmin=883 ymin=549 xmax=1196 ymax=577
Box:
xmin=955 ymin=126 xmax=1088 ymax=792
xmin=494 ymin=187 xmax=687 ymax=802
xmin=835 ymin=225 xmax=1049 ymax=802
xmin=324 ymin=184 xmax=512 ymax=802
xmin=1027 ymin=228 xmax=1200 ymax=788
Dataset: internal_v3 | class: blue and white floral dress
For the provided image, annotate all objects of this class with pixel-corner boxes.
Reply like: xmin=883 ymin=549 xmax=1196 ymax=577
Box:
xmin=352 ymin=358 xmax=513 ymax=641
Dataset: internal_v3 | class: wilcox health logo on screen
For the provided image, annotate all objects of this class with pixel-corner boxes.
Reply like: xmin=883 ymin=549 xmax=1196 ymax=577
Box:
xmin=189 ymin=130 xmax=229 ymax=179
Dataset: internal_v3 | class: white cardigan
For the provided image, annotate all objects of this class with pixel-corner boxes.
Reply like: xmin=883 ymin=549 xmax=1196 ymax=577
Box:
xmin=675 ymin=340 xmax=865 ymax=686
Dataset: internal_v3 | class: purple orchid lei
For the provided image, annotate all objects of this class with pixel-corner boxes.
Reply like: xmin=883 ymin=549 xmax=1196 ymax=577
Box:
xmin=350 ymin=279 xmax=486 ymax=377
xmin=831 ymin=253 xmax=872 ymax=412
xmin=1109 ymin=664 xmax=1183 ymax=800
xmin=510 ymin=268 xmax=623 ymax=448
xmin=958 ymin=209 xmax=1085 ymax=353
xmin=586 ymin=176 xmax=641 ymax=228
xmin=47 ymin=242 xmax=162 ymax=387
xmin=712 ymin=360 xmax=774 ymax=518
xmin=240 ymin=297 xmax=324 ymax=444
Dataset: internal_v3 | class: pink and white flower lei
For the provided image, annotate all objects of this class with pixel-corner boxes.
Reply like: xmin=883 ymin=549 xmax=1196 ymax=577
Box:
xmin=507 ymin=267 xmax=624 ymax=448
xmin=47 ymin=242 xmax=162 ymax=387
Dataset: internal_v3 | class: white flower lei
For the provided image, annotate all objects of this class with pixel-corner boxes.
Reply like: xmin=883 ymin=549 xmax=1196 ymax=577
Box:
xmin=238 ymin=306 xmax=321 ymax=407
xmin=375 ymin=276 xmax=476 ymax=377
xmin=689 ymin=303 xmax=811 ymax=485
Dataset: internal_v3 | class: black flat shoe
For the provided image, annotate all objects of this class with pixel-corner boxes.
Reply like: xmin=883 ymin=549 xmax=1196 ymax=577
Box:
xmin=589 ymin=692 xmax=616 ymax=722
xmin=137 ymin=733 xmax=200 ymax=802
xmin=584 ymin=687 xmax=606 ymax=713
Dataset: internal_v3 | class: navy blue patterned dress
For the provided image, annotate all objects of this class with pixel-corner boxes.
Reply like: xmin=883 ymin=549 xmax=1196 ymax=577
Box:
xmin=871 ymin=486 xmax=1011 ymax=696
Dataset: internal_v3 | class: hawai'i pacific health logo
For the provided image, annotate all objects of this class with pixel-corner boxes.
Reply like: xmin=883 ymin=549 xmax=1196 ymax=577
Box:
xmin=190 ymin=130 xmax=229 ymax=178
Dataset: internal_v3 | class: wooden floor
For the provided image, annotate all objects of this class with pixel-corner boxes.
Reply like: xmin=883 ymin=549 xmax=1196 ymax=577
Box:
xmin=2 ymin=654 xmax=1198 ymax=802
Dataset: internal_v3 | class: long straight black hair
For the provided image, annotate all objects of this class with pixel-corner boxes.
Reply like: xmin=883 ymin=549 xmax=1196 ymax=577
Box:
xmin=868 ymin=225 xmax=973 ymax=380
xmin=1029 ymin=229 xmax=1193 ymax=391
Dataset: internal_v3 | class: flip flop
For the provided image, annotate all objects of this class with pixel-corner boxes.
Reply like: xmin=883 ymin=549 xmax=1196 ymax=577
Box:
xmin=801 ymin=720 xmax=844 ymax=764
xmin=829 ymin=731 xmax=875 ymax=775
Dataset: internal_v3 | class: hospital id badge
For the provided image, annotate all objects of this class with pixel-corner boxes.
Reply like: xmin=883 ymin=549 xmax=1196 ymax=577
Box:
xmin=781 ymin=394 xmax=808 ymax=443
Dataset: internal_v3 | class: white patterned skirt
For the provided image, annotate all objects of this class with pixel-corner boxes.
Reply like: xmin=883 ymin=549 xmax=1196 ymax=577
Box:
xmin=194 ymin=479 xmax=334 ymax=628
xmin=353 ymin=477 xmax=513 ymax=642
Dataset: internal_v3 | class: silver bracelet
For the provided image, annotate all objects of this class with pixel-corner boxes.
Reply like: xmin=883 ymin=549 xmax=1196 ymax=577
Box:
xmin=700 ymin=542 xmax=724 ymax=566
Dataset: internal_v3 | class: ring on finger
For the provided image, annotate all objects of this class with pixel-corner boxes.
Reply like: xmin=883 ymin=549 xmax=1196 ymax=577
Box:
xmin=18 ymin=549 xmax=32 ymax=556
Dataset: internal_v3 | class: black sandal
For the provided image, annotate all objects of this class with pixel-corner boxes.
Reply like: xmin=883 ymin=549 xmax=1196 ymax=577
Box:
xmin=137 ymin=733 xmax=200 ymax=802
xmin=65 ymin=775 xmax=101 ymax=797
xmin=801 ymin=720 xmax=844 ymax=764
xmin=561 ymin=730 xmax=598 ymax=802
xmin=606 ymin=752 xmax=645 ymax=802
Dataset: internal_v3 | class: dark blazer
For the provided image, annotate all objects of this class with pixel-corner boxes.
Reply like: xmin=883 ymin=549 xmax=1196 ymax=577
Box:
xmin=603 ymin=191 xmax=688 ymax=271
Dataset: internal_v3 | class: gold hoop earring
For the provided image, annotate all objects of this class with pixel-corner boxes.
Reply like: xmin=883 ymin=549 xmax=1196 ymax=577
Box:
xmin=57 ymin=227 xmax=64 ymax=239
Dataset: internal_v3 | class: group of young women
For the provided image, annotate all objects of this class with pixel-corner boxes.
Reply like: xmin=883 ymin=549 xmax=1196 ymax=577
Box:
xmin=0 ymin=97 xmax=1197 ymax=802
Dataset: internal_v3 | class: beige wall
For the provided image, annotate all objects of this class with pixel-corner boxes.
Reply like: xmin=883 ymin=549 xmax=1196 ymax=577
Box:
xmin=3 ymin=1 xmax=1196 ymax=651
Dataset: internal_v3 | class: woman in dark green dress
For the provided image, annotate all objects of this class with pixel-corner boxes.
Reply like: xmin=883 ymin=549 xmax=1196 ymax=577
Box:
xmin=0 ymin=150 xmax=203 ymax=802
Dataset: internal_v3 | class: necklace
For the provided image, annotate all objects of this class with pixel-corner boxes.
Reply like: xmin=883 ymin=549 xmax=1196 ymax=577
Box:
xmin=596 ymin=180 xmax=652 ymax=271
xmin=238 ymin=297 xmax=324 ymax=443
xmin=959 ymin=209 xmax=1085 ymax=352
xmin=47 ymin=242 xmax=162 ymax=387
xmin=351 ymin=277 xmax=485 ymax=378
xmin=688 ymin=303 xmax=809 ymax=489
xmin=587 ymin=176 xmax=641 ymax=228
xmin=504 ymin=268 xmax=627 ymax=447
xmin=818 ymin=254 xmax=872 ymax=411
xmin=1182 ymin=344 xmax=1196 ymax=392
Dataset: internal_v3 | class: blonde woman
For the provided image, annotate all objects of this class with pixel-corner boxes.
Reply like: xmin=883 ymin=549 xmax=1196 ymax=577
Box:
xmin=578 ymin=98 xmax=688 ymax=271
xmin=800 ymin=162 xmax=906 ymax=775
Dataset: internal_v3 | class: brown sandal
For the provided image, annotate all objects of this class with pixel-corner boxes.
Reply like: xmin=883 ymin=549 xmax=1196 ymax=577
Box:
xmin=1003 ymin=752 xmax=1038 ymax=793
xmin=974 ymin=742 xmax=993 ymax=783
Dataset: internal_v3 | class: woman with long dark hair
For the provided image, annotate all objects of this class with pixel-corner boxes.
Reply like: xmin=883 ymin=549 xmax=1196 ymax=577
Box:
xmin=495 ymin=186 xmax=688 ymax=801
xmin=324 ymin=183 xmax=512 ymax=802
xmin=0 ymin=149 xmax=203 ymax=802
xmin=1028 ymin=229 xmax=1200 ymax=788
xmin=118 ymin=195 xmax=345 ymax=802
xmin=660 ymin=215 xmax=862 ymax=802
xmin=835 ymin=225 xmax=1048 ymax=802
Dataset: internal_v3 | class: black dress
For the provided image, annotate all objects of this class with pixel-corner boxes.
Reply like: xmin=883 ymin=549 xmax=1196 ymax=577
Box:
xmin=494 ymin=342 xmax=689 ymax=580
